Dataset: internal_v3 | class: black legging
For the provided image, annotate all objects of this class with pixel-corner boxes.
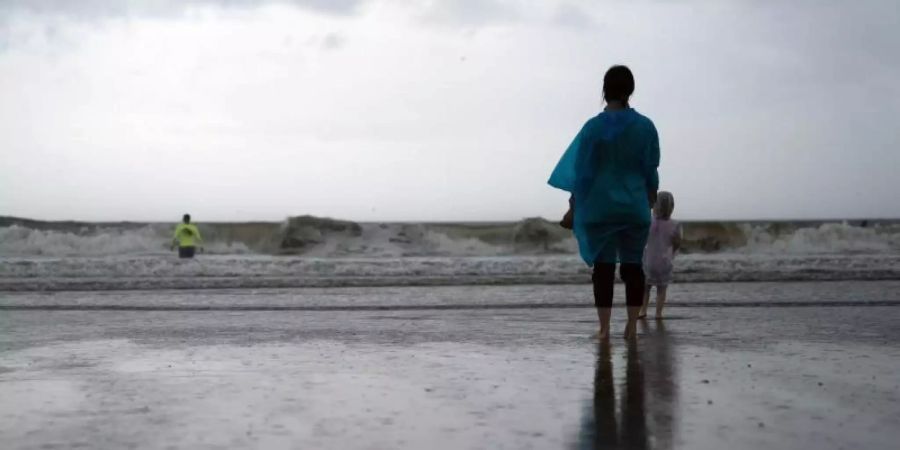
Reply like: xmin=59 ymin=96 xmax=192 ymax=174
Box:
xmin=592 ymin=263 xmax=645 ymax=308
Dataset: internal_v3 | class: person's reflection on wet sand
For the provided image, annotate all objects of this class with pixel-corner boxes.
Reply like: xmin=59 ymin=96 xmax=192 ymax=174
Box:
xmin=620 ymin=339 xmax=648 ymax=450
xmin=575 ymin=320 xmax=677 ymax=449
xmin=641 ymin=320 xmax=678 ymax=448
xmin=575 ymin=341 xmax=618 ymax=449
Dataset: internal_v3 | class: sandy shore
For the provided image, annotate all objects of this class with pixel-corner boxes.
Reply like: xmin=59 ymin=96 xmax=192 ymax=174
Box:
xmin=1 ymin=283 xmax=899 ymax=449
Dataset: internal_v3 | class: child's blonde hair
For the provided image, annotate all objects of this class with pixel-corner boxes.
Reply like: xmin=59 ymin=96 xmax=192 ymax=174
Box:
xmin=654 ymin=191 xmax=675 ymax=219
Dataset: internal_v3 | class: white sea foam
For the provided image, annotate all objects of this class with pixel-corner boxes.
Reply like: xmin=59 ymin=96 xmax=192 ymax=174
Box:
xmin=739 ymin=223 xmax=900 ymax=254
xmin=2 ymin=219 xmax=898 ymax=257
xmin=0 ymin=225 xmax=168 ymax=256
xmin=1 ymin=219 xmax=898 ymax=291
xmin=0 ymin=225 xmax=250 ymax=256
xmin=1 ymin=252 xmax=898 ymax=292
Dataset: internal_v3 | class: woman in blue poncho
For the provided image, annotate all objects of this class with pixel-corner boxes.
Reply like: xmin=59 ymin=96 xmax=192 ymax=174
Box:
xmin=549 ymin=65 xmax=659 ymax=340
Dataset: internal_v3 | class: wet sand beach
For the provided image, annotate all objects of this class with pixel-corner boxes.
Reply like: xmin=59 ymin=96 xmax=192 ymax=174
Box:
xmin=2 ymin=282 xmax=899 ymax=449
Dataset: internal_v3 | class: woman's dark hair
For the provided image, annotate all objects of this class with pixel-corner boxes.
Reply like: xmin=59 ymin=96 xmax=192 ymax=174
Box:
xmin=603 ymin=65 xmax=635 ymax=107
xmin=183 ymin=214 xmax=191 ymax=224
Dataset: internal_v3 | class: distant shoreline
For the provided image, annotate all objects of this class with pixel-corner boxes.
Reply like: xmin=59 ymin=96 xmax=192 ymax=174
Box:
xmin=3 ymin=215 xmax=898 ymax=229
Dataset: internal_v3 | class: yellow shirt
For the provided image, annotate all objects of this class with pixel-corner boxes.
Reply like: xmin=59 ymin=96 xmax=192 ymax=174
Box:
xmin=173 ymin=223 xmax=202 ymax=248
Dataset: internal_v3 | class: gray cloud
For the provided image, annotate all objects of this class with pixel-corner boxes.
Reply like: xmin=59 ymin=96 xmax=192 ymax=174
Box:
xmin=552 ymin=3 xmax=595 ymax=29
xmin=754 ymin=1 xmax=900 ymax=73
xmin=320 ymin=32 xmax=345 ymax=50
xmin=413 ymin=0 xmax=519 ymax=27
xmin=2 ymin=0 xmax=898 ymax=221
xmin=0 ymin=0 xmax=600 ymax=34
xmin=0 ymin=0 xmax=366 ymax=51
xmin=0 ymin=0 xmax=365 ymax=20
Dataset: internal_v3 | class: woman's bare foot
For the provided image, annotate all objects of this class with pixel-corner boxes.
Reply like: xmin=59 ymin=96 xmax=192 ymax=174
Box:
xmin=640 ymin=285 xmax=652 ymax=319
xmin=596 ymin=307 xmax=612 ymax=341
xmin=623 ymin=321 xmax=637 ymax=340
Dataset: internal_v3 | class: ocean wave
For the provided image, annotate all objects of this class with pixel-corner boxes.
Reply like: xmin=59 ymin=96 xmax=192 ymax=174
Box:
xmin=0 ymin=225 xmax=251 ymax=256
xmin=739 ymin=222 xmax=900 ymax=254
xmin=1 ymin=216 xmax=897 ymax=257
xmin=1 ymin=216 xmax=899 ymax=291
xmin=0 ymin=216 xmax=574 ymax=257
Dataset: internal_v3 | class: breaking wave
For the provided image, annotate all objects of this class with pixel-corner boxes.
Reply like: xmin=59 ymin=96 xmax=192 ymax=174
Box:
xmin=1 ymin=216 xmax=898 ymax=257
xmin=1 ymin=216 xmax=898 ymax=291
xmin=740 ymin=222 xmax=900 ymax=254
xmin=0 ymin=216 xmax=578 ymax=257
xmin=0 ymin=225 xmax=251 ymax=256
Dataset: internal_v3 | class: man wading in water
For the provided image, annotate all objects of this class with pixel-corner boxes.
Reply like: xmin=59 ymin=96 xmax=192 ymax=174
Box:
xmin=172 ymin=214 xmax=204 ymax=258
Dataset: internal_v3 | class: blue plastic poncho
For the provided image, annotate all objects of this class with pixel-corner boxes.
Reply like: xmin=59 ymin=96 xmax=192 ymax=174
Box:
xmin=548 ymin=108 xmax=660 ymax=265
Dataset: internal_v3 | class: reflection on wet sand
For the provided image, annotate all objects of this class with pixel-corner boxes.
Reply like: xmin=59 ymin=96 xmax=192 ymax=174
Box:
xmin=576 ymin=320 xmax=678 ymax=449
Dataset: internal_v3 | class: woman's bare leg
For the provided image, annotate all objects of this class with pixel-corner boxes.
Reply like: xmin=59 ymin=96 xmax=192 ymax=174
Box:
xmin=620 ymin=264 xmax=645 ymax=340
xmin=655 ymin=286 xmax=668 ymax=319
xmin=593 ymin=263 xmax=616 ymax=340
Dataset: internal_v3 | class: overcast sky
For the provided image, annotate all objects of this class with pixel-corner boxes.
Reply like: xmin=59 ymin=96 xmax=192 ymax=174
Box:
xmin=1 ymin=0 xmax=898 ymax=222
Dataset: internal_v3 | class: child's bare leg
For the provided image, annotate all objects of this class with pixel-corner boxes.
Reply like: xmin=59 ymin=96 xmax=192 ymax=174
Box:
xmin=655 ymin=286 xmax=668 ymax=319
xmin=639 ymin=284 xmax=651 ymax=318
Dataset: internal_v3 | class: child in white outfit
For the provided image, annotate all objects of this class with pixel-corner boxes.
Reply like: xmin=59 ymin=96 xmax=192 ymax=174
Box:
xmin=641 ymin=191 xmax=681 ymax=319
